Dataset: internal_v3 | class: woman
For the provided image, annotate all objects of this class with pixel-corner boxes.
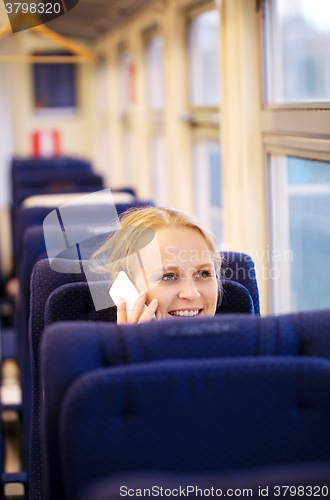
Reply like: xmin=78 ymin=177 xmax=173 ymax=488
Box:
xmin=92 ymin=206 xmax=222 ymax=324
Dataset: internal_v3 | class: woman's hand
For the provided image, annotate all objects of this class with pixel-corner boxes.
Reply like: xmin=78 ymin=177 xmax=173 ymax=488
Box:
xmin=117 ymin=291 xmax=162 ymax=324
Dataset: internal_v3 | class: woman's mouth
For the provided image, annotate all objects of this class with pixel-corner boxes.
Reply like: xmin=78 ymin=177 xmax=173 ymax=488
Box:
xmin=168 ymin=309 xmax=202 ymax=317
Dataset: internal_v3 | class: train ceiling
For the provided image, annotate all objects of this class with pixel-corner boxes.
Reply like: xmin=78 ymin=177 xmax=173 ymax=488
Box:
xmin=47 ymin=0 xmax=153 ymax=40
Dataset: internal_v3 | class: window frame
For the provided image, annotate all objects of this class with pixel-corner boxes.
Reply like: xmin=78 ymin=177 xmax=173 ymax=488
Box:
xmin=32 ymin=51 xmax=78 ymax=115
xmin=260 ymin=0 xmax=330 ymax=313
xmin=185 ymin=0 xmax=221 ymax=123
xmin=183 ymin=1 xmax=223 ymax=244
xmin=262 ymin=0 xmax=330 ymax=108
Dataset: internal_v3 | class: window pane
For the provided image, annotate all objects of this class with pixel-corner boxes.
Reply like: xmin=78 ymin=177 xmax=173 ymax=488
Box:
xmin=193 ymin=141 xmax=223 ymax=245
xmin=188 ymin=9 xmax=220 ymax=106
xmin=123 ymin=131 xmax=134 ymax=180
xmin=146 ymin=36 xmax=165 ymax=110
xmin=270 ymin=155 xmax=330 ymax=313
xmin=265 ymin=0 xmax=330 ymax=103
xmin=119 ymin=48 xmax=134 ymax=110
xmin=33 ymin=54 xmax=77 ymax=109
xmin=151 ymin=135 xmax=168 ymax=205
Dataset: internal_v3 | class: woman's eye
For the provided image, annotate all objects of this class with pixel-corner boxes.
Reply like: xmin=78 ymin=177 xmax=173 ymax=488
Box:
xmin=196 ymin=270 xmax=211 ymax=279
xmin=162 ymin=273 xmax=177 ymax=282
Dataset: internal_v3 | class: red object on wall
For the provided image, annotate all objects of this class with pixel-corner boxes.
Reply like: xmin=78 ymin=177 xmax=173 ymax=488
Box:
xmin=32 ymin=129 xmax=61 ymax=158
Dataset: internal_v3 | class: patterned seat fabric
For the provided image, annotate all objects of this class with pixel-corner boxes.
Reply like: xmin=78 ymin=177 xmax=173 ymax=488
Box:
xmin=39 ymin=311 xmax=330 ymax=500
xmin=221 ymin=252 xmax=260 ymax=315
xmin=29 ymin=259 xmax=89 ymax=500
xmin=60 ymin=358 xmax=330 ymax=500
xmin=44 ymin=279 xmax=253 ymax=330
xmin=40 ymin=319 xmax=330 ymax=500
xmin=29 ymin=248 xmax=257 ymax=499
xmin=13 ymin=199 xmax=153 ymax=272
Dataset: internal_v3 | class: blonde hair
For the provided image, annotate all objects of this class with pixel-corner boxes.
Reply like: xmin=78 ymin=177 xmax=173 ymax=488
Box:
xmin=91 ymin=206 xmax=222 ymax=297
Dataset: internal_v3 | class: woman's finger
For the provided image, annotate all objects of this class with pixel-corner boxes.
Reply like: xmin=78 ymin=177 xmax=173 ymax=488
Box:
xmin=116 ymin=297 xmax=127 ymax=324
xmin=138 ymin=299 xmax=158 ymax=323
xmin=127 ymin=291 xmax=147 ymax=323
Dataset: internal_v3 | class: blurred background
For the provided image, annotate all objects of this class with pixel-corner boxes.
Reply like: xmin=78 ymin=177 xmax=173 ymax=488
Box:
xmin=1 ymin=0 xmax=330 ymax=316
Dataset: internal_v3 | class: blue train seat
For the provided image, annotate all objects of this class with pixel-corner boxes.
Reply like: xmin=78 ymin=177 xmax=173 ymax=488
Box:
xmin=44 ymin=280 xmax=254 ymax=330
xmin=11 ymin=157 xmax=94 ymax=199
xmin=59 ymin=359 xmax=330 ymax=500
xmin=11 ymin=156 xmax=92 ymax=172
xmin=36 ymin=310 xmax=330 ymax=500
xmin=18 ymin=198 xmax=153 ymax=419
xmin=28 ymin=248 xmax=258 ymax=498
xmin=221 ymin=252 xmax=259 ymax=315
xmin=13 ymin=199 xmax=153 ymax=271
xmin=14 ymin=185 xmax=135 ymax=207
xmin=17 ymin=220 xmax=117 ymax=466
xmin=39 ymin=318 xmax=330 ymax=500
xmin=10 ymin=157 xmax=104 ymax=250
xmin=43 ymin=250 xmax=259 ymax=327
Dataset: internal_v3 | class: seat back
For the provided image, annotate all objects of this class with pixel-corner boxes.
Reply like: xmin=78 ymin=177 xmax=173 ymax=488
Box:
xmin=15 ymin=184 xmax=103 ymax=207
xmin=44 ymin=279 xmax=254 ymax=331
xmin=44 ymin=283 xmax=116 ymax=326
xmin=41 ymin=337 xmax=330 ymax=500
xmin=11 ymin=156 xmax=92 ymax=173
xmin=28 ymin=259 xmax=88 ymax=490
xmin=43 ymin=251 xmax=259 ymax=329
xmin=12 ymin=157 xmax=95 ymax=201
xmin=18 ymin=217 xmax=118 ymax=466
xmin=16 ymin=227 xmax=48 ymax=467
xmin=221 ymin=252 xmax=259 ymax=315
xmin=39 ymin=311 xmax=330 ymax=500
xmin=38 ymin=313 xmax=303 ymax=500
xmin=18 ymin=221 xmax=107 ymax=465
xmin=13 ymin=199 xmax=153 ymax=272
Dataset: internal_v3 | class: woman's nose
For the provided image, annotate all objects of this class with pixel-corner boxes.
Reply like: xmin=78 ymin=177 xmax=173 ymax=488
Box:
xmin=178 ymin=279 xmax=200 ymax=300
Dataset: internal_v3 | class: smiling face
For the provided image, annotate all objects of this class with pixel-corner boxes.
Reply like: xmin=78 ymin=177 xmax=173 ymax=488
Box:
xmin=135 ymin=226 xmax=218 ymax=319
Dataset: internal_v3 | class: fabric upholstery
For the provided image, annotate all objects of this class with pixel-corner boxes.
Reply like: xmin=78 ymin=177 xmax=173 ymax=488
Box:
xmin=218 ymin=280 xmax=254 ymax=313
xmin=221 ymin=252 xmax=259 ymax=315
xmin=31 ymin=249 xmax=259 ymax=499
xmin=43 ymin=352 xmax=330 ymax=500
xmin=13 ymin=201 xmax=153 ymax=269
xmin=29 ymin=259 xmax=88 ymax=500
xmin=40 ymin=310 xmax=330 ymax=500
xmin=44 ymin=279 xmax=253 ymax=330
xmin=14 ymin=184 xmax=103 ymax=208
xmin=44 ymin=283 xmax=116 ymax=326
xmin=12 ymin=157 xmax=93 ymax=199
xmin=17 ymin=227 xmax=48 ymax=467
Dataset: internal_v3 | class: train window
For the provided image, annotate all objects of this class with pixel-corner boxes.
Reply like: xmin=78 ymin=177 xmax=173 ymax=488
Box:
xmin=193 ymin=140 xmax=223 ymax=245
xmin=33 ymin=53 xmax=77 ymax=111
xmin=118 ymin=46 xmax=134 ymax=111
xmin=269 ymin=155 xmax=330 ymax=313
xmin=144 ymin=31 xmax=168 ymax=204
xmin=187 ymin=8 xmax=220 ymax=106
xmin=151 ymin=135 xmax=168 ymax=206
xmin=262 ymin=0 xmax=330 ymax=313
xmin=118 ymin=45 xmax=134 ymax=179
xmin=264 ymin=0 xmax=330 ymax=103
xmin=122 ymin=131 xmax=134 ymax=183
xmin=145 ymin=34 xmax=165 ymax=110
xmin=186 ymin=5 xmax=222 ymax=242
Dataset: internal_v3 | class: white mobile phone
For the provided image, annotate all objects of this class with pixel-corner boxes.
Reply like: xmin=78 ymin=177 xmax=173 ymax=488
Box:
xmin=109 ymin=271 xmax=141 ymax=317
